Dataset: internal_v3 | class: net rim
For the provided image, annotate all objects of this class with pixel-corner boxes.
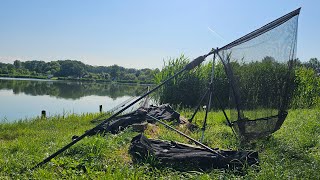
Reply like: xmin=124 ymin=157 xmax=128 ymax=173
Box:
xmin=219 ymin=8 xmax=301 ymax=51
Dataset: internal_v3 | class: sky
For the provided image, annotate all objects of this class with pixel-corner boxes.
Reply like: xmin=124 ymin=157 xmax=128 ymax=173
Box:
xmin=0 ymin=0 xmax=319 ymax=69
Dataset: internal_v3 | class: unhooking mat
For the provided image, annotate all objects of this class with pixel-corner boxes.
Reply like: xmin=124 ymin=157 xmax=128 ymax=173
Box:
xmin=129 ymin=134 xmax=259 ymax=170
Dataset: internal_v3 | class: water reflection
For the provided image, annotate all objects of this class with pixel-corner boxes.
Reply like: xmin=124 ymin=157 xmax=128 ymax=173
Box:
xmin=0 ymin=78 xmax=148 ymax=122
xmin=0 ymin=78 xmax=146 ymax=100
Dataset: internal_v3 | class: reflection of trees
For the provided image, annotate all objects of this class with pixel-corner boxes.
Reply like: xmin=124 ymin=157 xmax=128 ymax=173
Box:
xmin=0 ymin=79 xmax=146 ymax=100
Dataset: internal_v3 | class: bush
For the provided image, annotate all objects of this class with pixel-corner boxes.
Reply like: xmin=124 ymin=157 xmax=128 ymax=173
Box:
xmin=291 ymin=67 xmax=320 ymax=108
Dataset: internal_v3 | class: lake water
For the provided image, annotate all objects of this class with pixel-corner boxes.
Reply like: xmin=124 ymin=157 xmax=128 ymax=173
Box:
xmin=0 ymin=77 xmax=149 ymax=122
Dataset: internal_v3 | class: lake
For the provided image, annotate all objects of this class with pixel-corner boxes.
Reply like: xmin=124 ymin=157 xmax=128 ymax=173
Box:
xmin=0 ymin=77 xmax=150 ymax=122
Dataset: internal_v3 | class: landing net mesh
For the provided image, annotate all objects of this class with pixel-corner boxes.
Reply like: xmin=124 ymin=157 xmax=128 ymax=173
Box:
xmin=217 ymin=8 xmax=300 ymax=140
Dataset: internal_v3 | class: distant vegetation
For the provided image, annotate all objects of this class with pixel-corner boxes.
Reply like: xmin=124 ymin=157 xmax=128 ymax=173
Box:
xmin=0 ymin=60 xmax=159 ymax=84
xmin=155 ymin=56 xmax=320 ymax=109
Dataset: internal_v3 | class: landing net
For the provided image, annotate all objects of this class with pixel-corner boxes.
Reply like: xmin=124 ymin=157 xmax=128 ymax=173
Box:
xmin=217 ymin=8 xmax=300 ymax=140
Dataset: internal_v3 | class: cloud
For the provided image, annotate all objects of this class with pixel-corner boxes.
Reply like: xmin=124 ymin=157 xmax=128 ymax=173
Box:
xmin=207 ymin=27 xmax=226 ymax=43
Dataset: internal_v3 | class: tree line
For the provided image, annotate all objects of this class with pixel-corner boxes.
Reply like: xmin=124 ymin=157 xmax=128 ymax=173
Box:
xmin=0 ymin=60 xmax=159 ymax=83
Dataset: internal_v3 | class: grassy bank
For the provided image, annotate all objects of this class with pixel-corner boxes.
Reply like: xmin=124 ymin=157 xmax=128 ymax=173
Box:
xmin=0 ymin=109 xmax=319 ymax=179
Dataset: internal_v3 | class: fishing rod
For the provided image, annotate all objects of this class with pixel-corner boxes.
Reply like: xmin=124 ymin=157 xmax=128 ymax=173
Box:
xmin=31 ymin=49 xmax=216 ymax=170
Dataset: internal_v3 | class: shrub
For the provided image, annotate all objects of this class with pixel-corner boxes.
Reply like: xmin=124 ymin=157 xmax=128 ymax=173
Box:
xmin=291 ymin=67 xmax=320 ymax=108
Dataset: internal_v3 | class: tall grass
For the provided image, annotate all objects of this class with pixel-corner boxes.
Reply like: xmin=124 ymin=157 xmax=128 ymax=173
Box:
xmin=154 ymin=56 xmax=320 ymax=109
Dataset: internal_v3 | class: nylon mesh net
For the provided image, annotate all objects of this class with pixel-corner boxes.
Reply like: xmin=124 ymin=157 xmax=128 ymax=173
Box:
xmin=217 ymin=8 xmax=300 ymax=140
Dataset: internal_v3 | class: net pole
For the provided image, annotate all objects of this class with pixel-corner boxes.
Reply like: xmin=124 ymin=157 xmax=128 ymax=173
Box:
xmin=188 ymin=48 xmax=219 ymax=123
xmin=189 ymin=87 xmax=210 ymax=123
xmin=215 ymin=51 xmax=242 ymax=120
xmin=206 ymin=49 xmax=238 ymax=138
xmin=200 ymin=52 xmax=216 ymax=142
xmin=213 ymin=93 xmax=238 ymax=138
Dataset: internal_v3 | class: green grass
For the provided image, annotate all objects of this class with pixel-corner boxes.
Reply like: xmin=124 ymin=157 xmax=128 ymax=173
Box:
xmin=0 ymin=109 xmax=319 ymax=179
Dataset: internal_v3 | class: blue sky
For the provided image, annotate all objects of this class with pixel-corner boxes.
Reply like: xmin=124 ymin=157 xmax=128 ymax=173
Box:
xmin=0 ymin=0 xmax=318 ymax=69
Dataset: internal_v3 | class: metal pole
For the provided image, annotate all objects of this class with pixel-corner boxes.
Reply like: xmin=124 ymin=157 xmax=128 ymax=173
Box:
xmin=41 ymin=110 xmax=46 ymax=119
xmin=189 ymin=88 xmax=210 ymax=123
xmin=213 ymin=93 xmax=238 ymax=138
xmin=146 ymin=114 xmax=225 ymax=158
xmin=216 ymin=51 xmax=242 ymax=120
xmin=200 ymin=52 xmax=216 ymax=142
xmin=99 ymin=105 xmax=103 ymax=113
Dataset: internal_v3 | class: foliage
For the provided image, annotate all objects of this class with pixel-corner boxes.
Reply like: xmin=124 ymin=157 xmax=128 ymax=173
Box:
xmin=154 ymin=55 xmax=320 ymax=109
xmin=56 ymin=60 xmax=86 ymax=77
xmin=0 ymin=109 xmax=319 ymax=179
xmin=291 ymin=67 xmax=320 ymax=108
xmin=0 ymin=60 xmax=158 ymax=84
xmin=154 ymin=55 xmax=206 ymax=107
xmin=303 ymin=58 xmax=320 ymax=74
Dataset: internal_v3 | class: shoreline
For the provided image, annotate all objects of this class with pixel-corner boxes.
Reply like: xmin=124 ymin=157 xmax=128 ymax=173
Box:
xmin=0 ymin=74 xmax=155 ymax=85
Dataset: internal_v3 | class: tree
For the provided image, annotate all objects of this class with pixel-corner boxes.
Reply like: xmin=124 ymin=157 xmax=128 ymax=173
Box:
xmin=57 ymin=60 xmax=86 ymax=77
xmin=109 ymin=65 xmax=121 ymax=80
xmin=122 ymin=73 xmax=137 ymax=81
xmin=305 ymin=58 xmax=320 ymax=73
xmin=48 ymin=61 xmax=61 ymax=75
xmin=102 ymin=73 xmax=111 ymax=80
xmin=13 ymin=60 xmax=22 ymax=69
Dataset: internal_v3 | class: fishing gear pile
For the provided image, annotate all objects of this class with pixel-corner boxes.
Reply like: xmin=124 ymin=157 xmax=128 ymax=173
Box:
xmin=90 ymin=104 xmax=183 ymax=135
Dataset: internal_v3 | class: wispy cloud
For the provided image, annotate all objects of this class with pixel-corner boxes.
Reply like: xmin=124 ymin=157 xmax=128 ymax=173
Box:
xmin=207 ymin=26 xmax=226 ymax=43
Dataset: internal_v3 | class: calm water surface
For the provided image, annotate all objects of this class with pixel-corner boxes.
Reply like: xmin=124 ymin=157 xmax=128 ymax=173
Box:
xmin=0 ymin=78 xmax=148 ymax=122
